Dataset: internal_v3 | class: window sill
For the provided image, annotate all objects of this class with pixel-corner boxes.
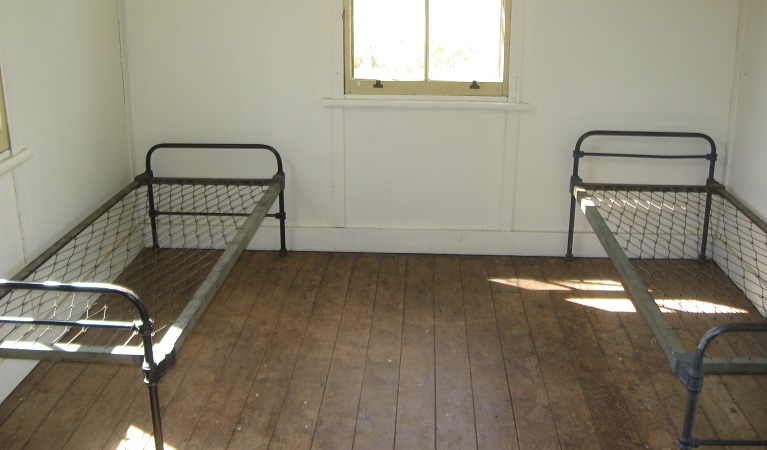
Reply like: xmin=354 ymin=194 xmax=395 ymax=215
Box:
xmin=321 ymin=97 xmax=530 ymax=111
xmin=0 ymin=148 xmax=33 ymax=177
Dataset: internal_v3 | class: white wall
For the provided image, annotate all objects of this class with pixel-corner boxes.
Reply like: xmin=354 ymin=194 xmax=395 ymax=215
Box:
xmin=124 ymin=0 xmax=334 ymax=229
xmin=728 ymin=0 xmax=767 ymax=218
xmin=517 ymin=1 xmax=738 ymax=234
xmin=124 ymin=0 xmax=741 ymax=257
xmin=0 ymin=0 xmax=131 ymax=401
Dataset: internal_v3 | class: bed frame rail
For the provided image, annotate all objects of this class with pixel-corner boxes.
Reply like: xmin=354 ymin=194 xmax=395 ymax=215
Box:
xmin=565 ymin=130 xmax=767 ymax=449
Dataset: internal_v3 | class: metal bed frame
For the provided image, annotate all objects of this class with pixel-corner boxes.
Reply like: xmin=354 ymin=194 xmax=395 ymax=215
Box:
xmin=565 ymin=130 xmax=767 ymax=449
xmin=0 ymin=143 xmax=287 ymax=449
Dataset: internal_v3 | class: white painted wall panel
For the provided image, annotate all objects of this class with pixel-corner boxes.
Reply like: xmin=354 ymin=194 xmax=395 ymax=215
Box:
xmin=515 ymin=0 xmax=739 ymax=233
xmin=344 ymin=109 xmax=507 ymax=230
xmin=123 ymin=0 xmax=335 ymax=228
xmin=0 ymin=0 xmax=131 ymax=403
xmin=728 ymin=0 xmax=767 ymax=219
xmin=0 ymin=176 xmax=24 ymax=276
xmin=124 ymin=0 xmax=741 ymax=254
xmin=0 ymin=0 xmax=131 ymax=259
xmin=123 ymin=0 xmax=741 ymax=256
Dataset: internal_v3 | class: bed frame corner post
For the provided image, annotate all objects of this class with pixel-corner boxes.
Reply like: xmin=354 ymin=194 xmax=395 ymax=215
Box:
xmin=145 ymin=182 xmax=161 ymax=251
xmin=277 ymin=173 xmax=287 ymax=256
xmin=698 ymin=140 xmax=718 ymax=262
xmin=138 ymin=319 xmax=165 ymax=450
xmin=677 ymin=385 xmax=701 ymax=450
xmin=566 ymin=194 xmax=577 ymax=261
xmin=697 ymin=188 xmax=714 ymax=262
xmin=566 ymin=143 xmax=585 ymax=261
xmin=146 ymin=380 xmax=164 ymax=450
xmin=674 ymin=351 xmax=703 ymax=450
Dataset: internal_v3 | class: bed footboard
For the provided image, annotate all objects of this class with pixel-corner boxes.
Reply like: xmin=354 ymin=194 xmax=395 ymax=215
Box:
xmin=0 ymin=280 xmax=167 ymax=449
xmin=676 ymin=323 xmax=767 ymax=449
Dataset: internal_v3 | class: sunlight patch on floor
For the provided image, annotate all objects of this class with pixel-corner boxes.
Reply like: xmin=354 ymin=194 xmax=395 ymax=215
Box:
xmin=566 ymin=297 xmax=637 ymax=312
xmin=490 ymin=278 xmax=624 ymax=292
xmin=117 ymin=425 xmax=176 ymax=450
xmin=656 ymin=299 xmax=748 ymax=314
xmin=565 ymin=297 xmax=748 ymax=314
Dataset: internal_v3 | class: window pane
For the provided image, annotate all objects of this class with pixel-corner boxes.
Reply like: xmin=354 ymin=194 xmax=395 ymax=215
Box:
xmin=353 ymin=0 xmax=425 ymax=81
xmin=428 ymin=0 xmax=504 ymax=82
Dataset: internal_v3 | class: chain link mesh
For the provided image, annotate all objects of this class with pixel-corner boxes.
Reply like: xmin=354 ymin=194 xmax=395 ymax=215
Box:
xmin=0 ymin=180 xmax=269 ymax=353
xmin=586 ymin=186 xmax=767 ymax=358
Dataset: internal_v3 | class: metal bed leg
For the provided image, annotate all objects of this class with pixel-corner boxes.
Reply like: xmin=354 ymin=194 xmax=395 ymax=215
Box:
xmin=147 ymin=380 xmax=164 ymax=449
xmin=698 ymin=189 xmax=714 ymax=262
xmin=678 ymin=382 xmax=767 ymax=449
xmin=277 ymin=190 xmax=287 ymax=256
xmin=565 ymin=194 xmax=577 ymax=261
xmin=566 ymin=143 xmax=584 ymax=261
xmin=677 ymin=373 xmax=702 ymax=449
xmin=676 ymin=324 xmax=767 ymax=449
xmin=147 ymin=185 xmax=161 ymax=251
xmin=139 ymin=319 xmax=165 ymax=449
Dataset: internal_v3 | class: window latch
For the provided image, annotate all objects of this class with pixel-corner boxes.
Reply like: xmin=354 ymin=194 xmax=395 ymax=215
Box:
xmin=469 ymin=80 xmax=480 ymax=89
xmin=373 ymin=80 xmax=383 ymax=88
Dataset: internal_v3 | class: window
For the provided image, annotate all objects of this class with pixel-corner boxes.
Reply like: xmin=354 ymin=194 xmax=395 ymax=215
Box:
xmin=345 ymin=0 xmax=511 ymax=96
xmin=0 ymin=66 xmax=9 ymax=152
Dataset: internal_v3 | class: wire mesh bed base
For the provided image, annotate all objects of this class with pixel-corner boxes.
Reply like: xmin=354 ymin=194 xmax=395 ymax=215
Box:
xmin=0 ymin=143 xmax=287 ymax=449
xmin=565 ymin=131 xmax=767 ymax=449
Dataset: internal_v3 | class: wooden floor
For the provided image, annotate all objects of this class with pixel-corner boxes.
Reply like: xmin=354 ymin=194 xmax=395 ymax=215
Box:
xmin=1 ymin=252 xmax=766 ymax=449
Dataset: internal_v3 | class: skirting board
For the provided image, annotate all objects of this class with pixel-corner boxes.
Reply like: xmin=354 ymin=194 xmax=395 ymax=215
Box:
xmin=246 ymin=225 xmax=608 ymax=258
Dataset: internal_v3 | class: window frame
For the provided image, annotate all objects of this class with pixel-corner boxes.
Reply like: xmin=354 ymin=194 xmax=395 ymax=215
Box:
xmin=0 ymin=66 xmax=9 ymax=152
xmin=343 ymin=0 xmax=512 ymax=97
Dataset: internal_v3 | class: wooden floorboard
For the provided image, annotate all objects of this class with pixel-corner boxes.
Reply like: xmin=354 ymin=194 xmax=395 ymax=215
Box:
xmin=267 ymin=253 xmax=354 ymax=450
xmin=578 ymin=258 xmax=678 ymax=449
xmin=25 ymin=363 xmax=119 ymax=449
xmin=514 ymin=258 xmax=602 ymax=449
xmin=393 ymin=254 xmax=436 ymax=450
xmin=63 ymin=365 xmax=144 ymax=450
xmin=311 ymin=254 xmax=379 ymax=450
xmin=187 ymin=251 xmax=300 ymax=450
xmin=542 ymin=257 xmax=642 ymax=448
xmin=0 ymin=361 xmax=87 ymax=450
xmin=226 ymin=252 xmax=327 ymax=449
xmin=461 ymin=256 xmax=517 ymax=450
xmin=352 ymin=254 xmax=406 ymax=450
xmin=0 ymin=361 xmax=54 ymax=425
xmin=2 ymin=251 xmax=767 ymax=449
xmin=488 ymin=255 xmax=560 ymax=449
xmin=434 ymin=255 xmax=476 ymax=450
